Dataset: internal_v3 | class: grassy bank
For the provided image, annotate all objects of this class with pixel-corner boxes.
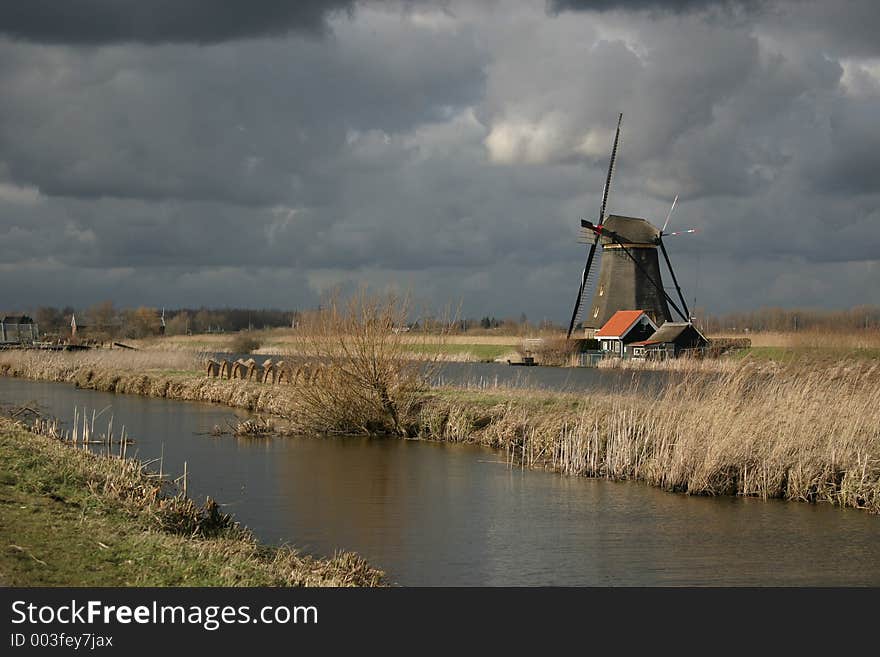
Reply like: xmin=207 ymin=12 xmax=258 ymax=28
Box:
xmin=2 ymin=349 xmax=879 ymax=514
xmin=0 ymin=350 xmax=303 ymax=417
xmin=132 ymin=330 xmax=522 ymax=362
xmin=714 ymin=329 xmax=880 ymax=363
xmin=0 ymin=417 xmax=384 ymax=586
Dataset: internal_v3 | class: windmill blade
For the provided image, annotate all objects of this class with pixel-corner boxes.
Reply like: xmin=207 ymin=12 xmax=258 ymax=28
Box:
xmin=575 ymin=244 xmax=603 ymax=323
xmin=566 ymin=241 xmax=599 ymax=338
xmin=598 ymin=113 xmax=623 ymax=226
xmin=657 ymin=236 xmax=691 ymax=321
xmin=661 ymin=194 xmax=678 ymax=234
xmin=666 ymin=227 xmax=698 ymax=237
xmin=566 ymin=114 xmax=623 ymax=339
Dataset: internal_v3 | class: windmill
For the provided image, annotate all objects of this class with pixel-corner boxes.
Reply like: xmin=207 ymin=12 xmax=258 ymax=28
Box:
xmin=566 ymin=114 xmax=696 ymax=339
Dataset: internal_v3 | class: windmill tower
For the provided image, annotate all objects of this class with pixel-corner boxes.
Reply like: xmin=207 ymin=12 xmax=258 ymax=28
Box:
xmin=566 ymin=114 xmax=694 ymax=339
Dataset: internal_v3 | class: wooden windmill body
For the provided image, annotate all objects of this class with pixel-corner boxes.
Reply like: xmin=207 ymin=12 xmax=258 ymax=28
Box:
xmin=585 ymin=215 xmax=671 ymax=331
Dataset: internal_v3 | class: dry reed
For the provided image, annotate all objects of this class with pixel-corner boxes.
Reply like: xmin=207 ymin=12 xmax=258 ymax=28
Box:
xmin=710 ymin=329 xmax=880 ymax=350
xmin=597 ymin=354 xmax=754 ymax=373
xmin=423 ymin=360 xmax=880 ymax=512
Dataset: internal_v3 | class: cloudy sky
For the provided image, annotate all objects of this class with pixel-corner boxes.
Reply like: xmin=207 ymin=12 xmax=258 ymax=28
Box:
xmin=1 ymin=0 xmax=878 ymax=320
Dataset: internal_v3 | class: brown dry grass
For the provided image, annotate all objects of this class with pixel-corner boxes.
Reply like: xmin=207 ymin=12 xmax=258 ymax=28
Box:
xmin=710 ymin=329 xmax=880 ymax=349
xmin=424 ymin=360 xmax=880 ymax=512
xmin=0 ymin=349 xmax=200 ymax=376
xmin=597 ymin=354 xmax=749 ymax=373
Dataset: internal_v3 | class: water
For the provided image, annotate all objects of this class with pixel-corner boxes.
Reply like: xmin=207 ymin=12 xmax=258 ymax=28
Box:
xmin=219 ymin=352 xmax=673 ymax=395
xmin=2 ymin=377 xmax=879 ymax=586
xmin=433 ymin=361 xmax=672 ymax=394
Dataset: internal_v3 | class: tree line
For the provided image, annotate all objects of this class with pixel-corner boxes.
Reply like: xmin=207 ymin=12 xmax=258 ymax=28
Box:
xmin=19 ymin=302 xmax=879 ymax=340
xmin=30 ymin=303 xmax=297 ymax=340
xmin=27 ymin=303 xmax=563 ymax=339
xmin=694 ymin=305 xmax=880 ymax=333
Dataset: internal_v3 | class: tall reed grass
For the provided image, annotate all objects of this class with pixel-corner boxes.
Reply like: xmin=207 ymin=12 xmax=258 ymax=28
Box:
xmin=425 ymin=360 xmax=880 ymax=512
xmin=0 ymin=349 xmax=200 ymax=379
xmin=711 ymin=329 xmax=880 ymax=350
xmin=597 ymin=354 xmax=754 ymax=372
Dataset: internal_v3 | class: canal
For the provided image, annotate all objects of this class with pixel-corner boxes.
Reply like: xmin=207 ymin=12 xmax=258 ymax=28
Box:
xmin=2 ymin=377 xmax=878 ymax=586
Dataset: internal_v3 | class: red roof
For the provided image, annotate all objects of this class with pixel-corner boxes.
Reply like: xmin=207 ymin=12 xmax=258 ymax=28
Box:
xmin=629 ymin=340 xmax=659 ymax=347
xmin=596 ymin=310 xmax=648 ymax=338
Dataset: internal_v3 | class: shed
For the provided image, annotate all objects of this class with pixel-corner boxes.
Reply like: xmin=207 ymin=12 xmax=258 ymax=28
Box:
xmin=595 ymin=310 xmax=658 ymax=357
xmin=1 ymin=315 xmax=39 ymax=344
xmin=631 ymin=322 xmax=708 ymax=359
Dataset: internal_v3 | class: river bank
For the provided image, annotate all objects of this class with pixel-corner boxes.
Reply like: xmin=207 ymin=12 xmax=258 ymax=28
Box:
xmin=0 ymin=416 xmax=385 ymax=586
xmin=1 ymin=350 xmax=879 ymax=514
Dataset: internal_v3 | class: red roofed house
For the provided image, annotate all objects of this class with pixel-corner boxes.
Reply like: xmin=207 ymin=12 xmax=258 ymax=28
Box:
xmin=595 ymin=310 xmax=658 ymax=357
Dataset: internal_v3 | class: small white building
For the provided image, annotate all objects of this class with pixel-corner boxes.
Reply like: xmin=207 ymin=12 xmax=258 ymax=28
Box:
xmin=595 ymin=310 xmax=658 ymax=358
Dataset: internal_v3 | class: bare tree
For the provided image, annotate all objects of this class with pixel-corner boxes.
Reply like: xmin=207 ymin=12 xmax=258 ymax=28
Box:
xmin=290 ymin=289 xmax=448 ymax=436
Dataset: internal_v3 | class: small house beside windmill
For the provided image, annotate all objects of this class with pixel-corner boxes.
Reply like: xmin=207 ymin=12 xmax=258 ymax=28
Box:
xmin=595 ymin=310 xmax=657 ymax=357
xmin=631 ymin=322 xmax=708 ymax=360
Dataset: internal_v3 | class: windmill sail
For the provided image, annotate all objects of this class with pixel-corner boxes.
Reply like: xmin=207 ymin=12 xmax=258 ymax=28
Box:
xmin=566 ymin=113 xmax=622 ymax=339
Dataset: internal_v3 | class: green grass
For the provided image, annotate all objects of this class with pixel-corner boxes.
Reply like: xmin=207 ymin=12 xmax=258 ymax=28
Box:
xmin=402 ymin=343 xmax=516 ymax=361
xmin=431 ymin=386 xmax=586 ymax=411
xmin=0 ymin=422 xmax=384 ymax=586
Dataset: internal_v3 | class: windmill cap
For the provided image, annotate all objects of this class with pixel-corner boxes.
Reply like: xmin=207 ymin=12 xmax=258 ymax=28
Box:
xmin=602 ymin=215 xmax=660 ymax=244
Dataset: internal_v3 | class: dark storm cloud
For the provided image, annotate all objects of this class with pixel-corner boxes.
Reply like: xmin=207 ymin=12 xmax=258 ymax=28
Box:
xmin=773 ymin=0 xmax=880 ymax=57
xmin=548 ymin=0 xmax=757 ymax=14
xmin=0 ymin=1 xmax=356 ymax=44
xmin=0 ymin=24 xmax=487 ymax=205
xmin=1 ymin=1 xmax=879 ymax=318
xmin=550 ymin=0 xmax=880 ymax=57
xmin=804 ymin=96 xmax=880 ymax=195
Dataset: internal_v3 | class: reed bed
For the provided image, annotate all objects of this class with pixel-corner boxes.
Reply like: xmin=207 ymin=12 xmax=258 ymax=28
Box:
xmin=0 ymin=349 xmax=201 ymax=378
xmin=597 ymin=354 xmax=758 ymax=373
xmin=423 ymin=361 xmax=880 ymax=512
xmin=711 ymin=329 xmax=880 ymax=350
xmin=0 ymin=349 xmax=302 ymax=417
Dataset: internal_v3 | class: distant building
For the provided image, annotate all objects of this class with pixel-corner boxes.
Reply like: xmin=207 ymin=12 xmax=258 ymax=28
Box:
xmin=595 ymin=310 xmax=657 ymax=357
xmin=631 ymin=322 xmax=709 ymax=359
xmin=1 ymin=315 xmax=39 ymax=344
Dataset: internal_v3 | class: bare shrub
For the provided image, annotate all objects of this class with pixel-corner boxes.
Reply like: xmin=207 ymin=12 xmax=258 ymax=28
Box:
xmin=228 ymin=333 xmax=261 ymax=354
xmin=522 ymin=335 xmax=579 ymax=366
xmin=290 ymin=290 xmax=446 ymax=436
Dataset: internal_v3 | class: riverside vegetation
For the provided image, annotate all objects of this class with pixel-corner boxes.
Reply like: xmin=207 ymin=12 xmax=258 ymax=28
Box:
xmin=0 ymin=415 xmax=384 ymax=586
xmin=1 ymin=294 xmax=879 ymax=515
